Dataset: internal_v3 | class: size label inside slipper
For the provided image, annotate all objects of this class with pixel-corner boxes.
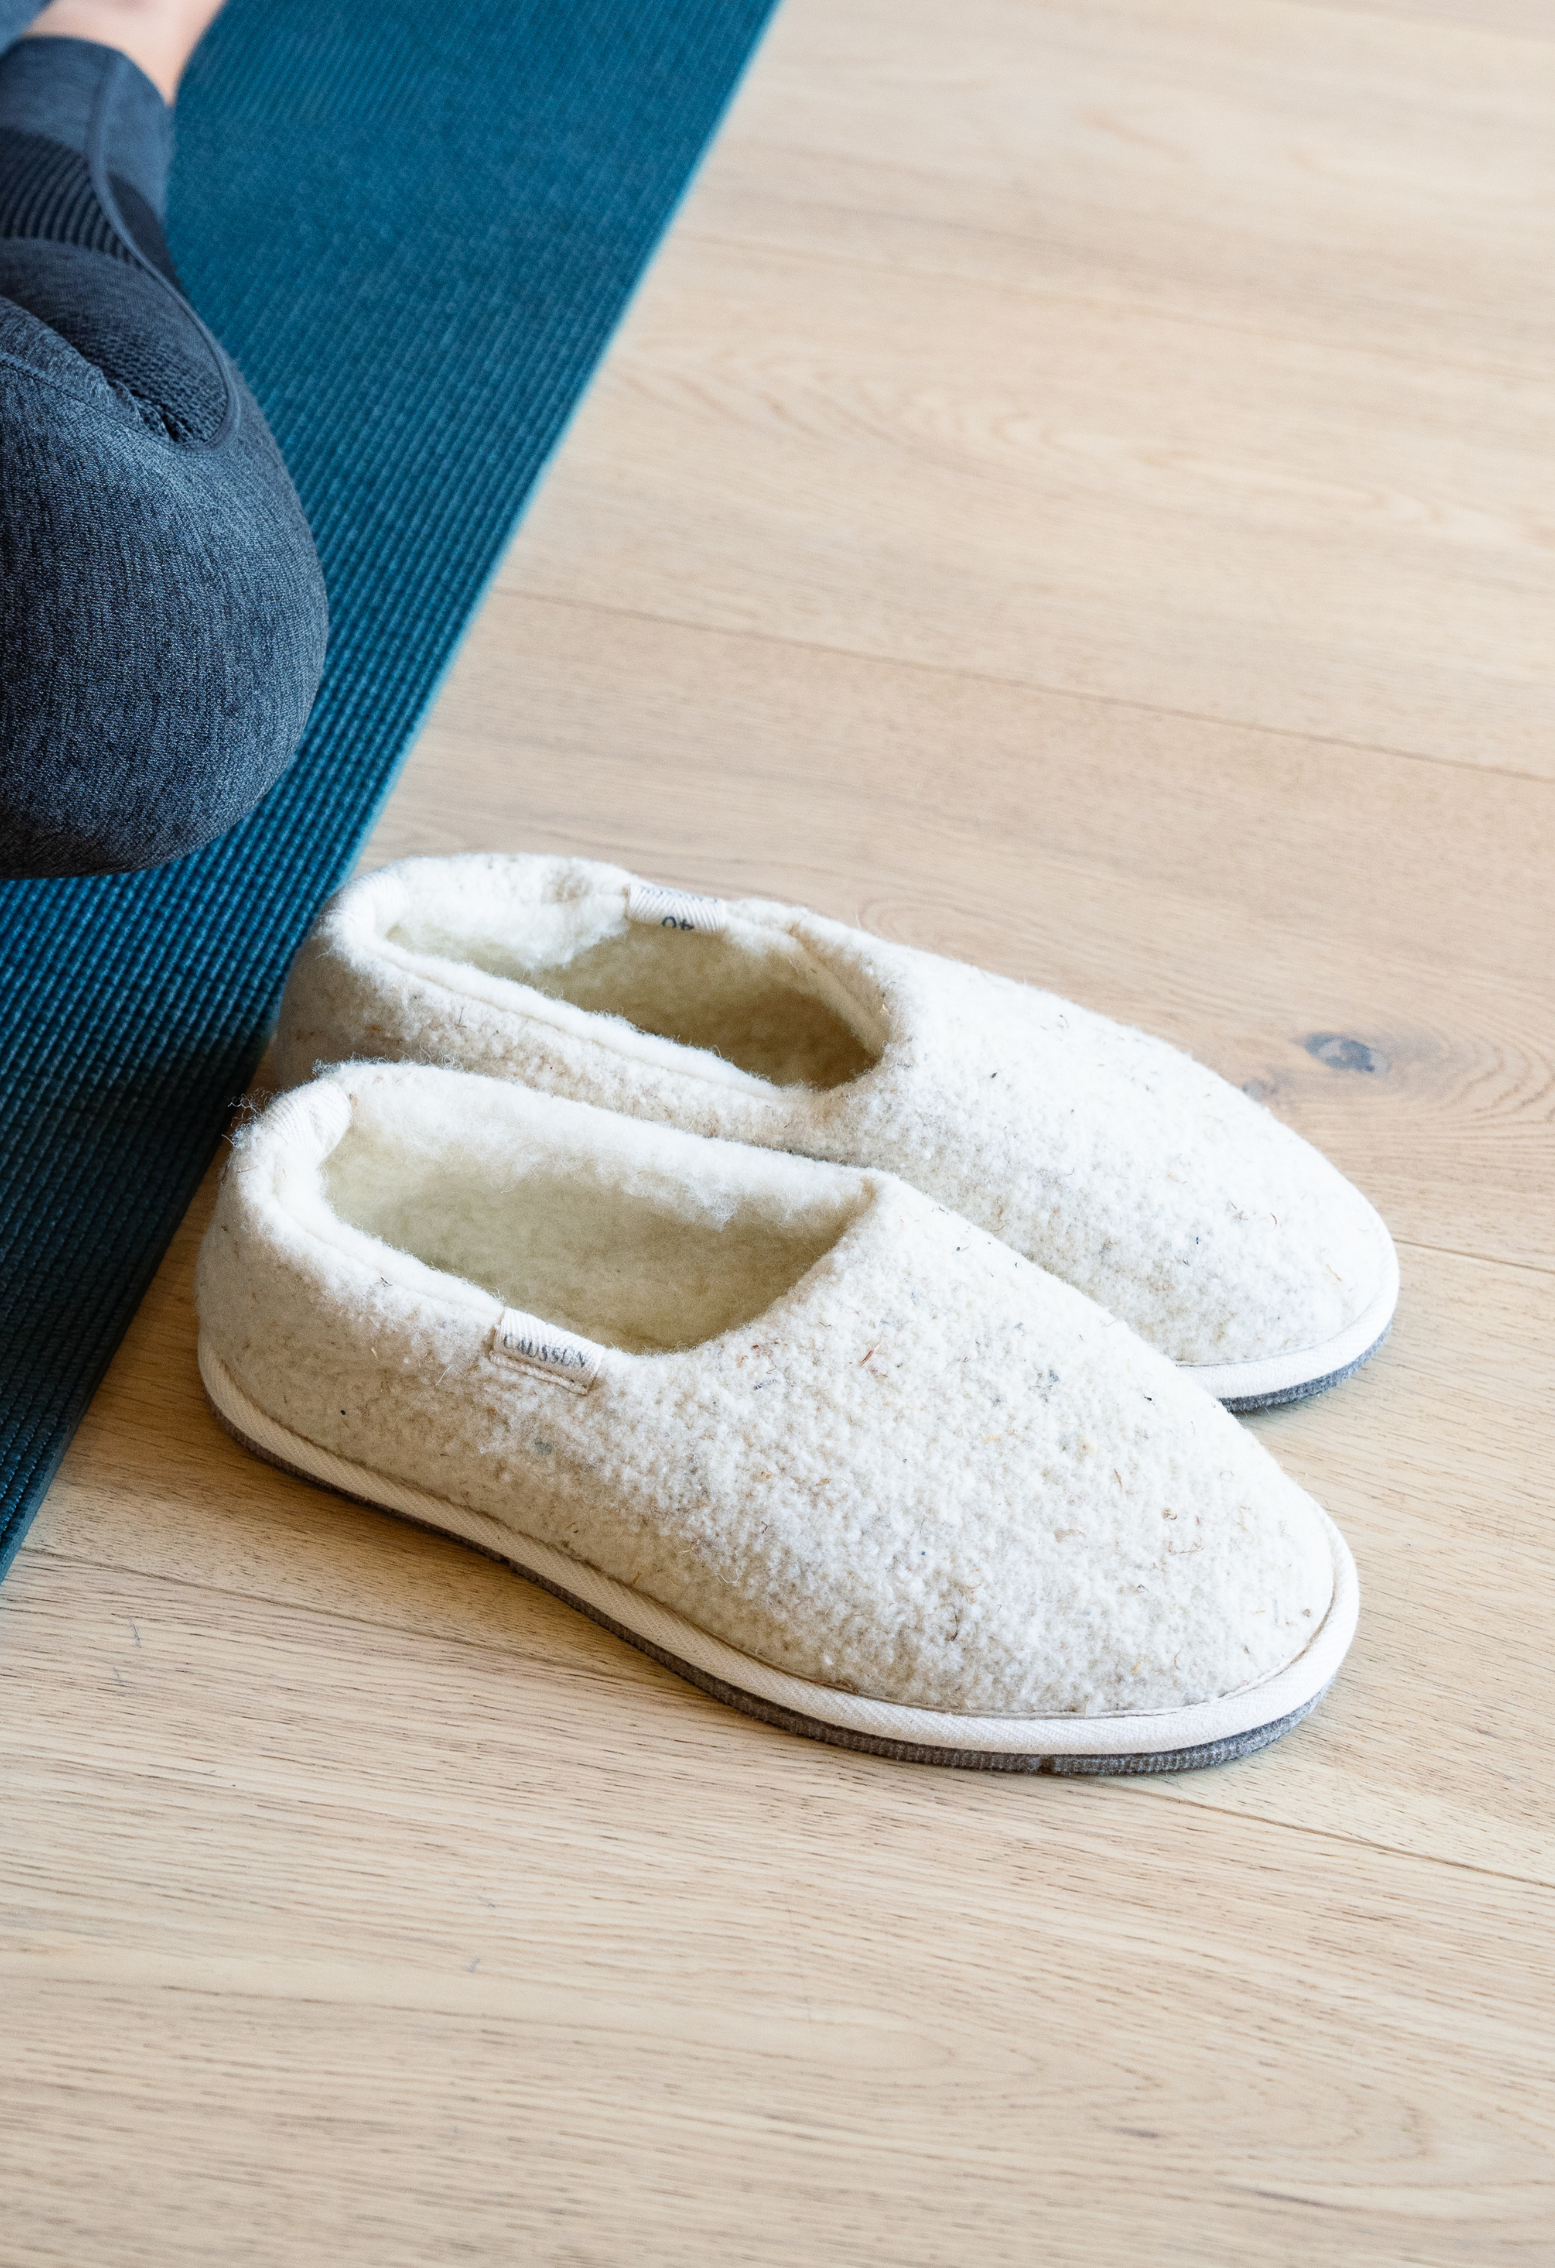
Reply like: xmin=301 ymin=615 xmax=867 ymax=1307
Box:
xmin=627 ymin=881 xmax=728 ymax=934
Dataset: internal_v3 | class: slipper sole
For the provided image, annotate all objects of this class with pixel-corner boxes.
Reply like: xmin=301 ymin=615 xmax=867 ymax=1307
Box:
xmin=199 ymin=1336 xmax=1358 ymax=1775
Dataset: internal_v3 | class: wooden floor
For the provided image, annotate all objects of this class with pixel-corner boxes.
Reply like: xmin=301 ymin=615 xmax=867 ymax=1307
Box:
xmin=6 ymin=2 xmax=1554 ymax=2260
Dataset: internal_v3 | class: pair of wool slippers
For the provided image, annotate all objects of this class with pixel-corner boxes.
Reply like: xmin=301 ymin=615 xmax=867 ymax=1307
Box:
xmin=197 ymin=854 xmax=1396 ymax=1775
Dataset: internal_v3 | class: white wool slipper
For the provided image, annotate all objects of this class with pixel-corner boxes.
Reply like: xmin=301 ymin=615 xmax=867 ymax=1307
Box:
xmin=196 ymin=1063 xmax=1358 ymax=1773
xmin=272 ymin=854 xmax=1398 ymax=1410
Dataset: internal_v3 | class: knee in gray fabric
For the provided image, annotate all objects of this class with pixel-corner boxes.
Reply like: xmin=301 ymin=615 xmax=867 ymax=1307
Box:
xmin=0 ymin=274 xmax=327 ymax=879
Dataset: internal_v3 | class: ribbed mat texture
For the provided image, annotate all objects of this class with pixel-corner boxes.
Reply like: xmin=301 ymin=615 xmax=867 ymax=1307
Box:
xmin=0 ymin=0 xmax=777 ymax=1579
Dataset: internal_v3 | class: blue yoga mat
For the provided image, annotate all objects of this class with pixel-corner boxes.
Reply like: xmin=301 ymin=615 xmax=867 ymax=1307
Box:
xmin=0 ymin=0 xmax=777 ymax=1580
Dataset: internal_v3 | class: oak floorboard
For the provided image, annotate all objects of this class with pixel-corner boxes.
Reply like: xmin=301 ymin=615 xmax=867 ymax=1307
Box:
xmin=4 ymin=0 xmax=1553 ymax=2259
xmin=502 ymin=0 xmax=1555 ymax=777
xmin=4 ymin=1539 xmax=1554 ymax=2268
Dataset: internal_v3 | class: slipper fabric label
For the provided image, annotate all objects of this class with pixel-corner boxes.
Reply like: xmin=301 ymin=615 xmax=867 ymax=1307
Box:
xmin=489 ymin=1311 xmax=603 ymax=1393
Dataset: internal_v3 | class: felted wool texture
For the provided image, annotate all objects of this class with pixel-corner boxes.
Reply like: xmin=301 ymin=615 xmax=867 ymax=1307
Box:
xmin=197 ymin=1062 xmax=1338 ymax=1719
xmin=272 ymin=854 xmax=1394 ymax=1369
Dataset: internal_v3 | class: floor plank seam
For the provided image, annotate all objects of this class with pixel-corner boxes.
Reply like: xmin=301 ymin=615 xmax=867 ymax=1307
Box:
xmin=1394 ymin=1237 xmax=1555 ymax=1281
xmin=10 ymin=1542 xmax=705 ymax=1688
xmin=1128 ymin=1787 xmax=1555 ymax=1894
xmin=496 ymin=587 xmax=1555 ymax=792
xmin=13 ymin=1554 xmax=1555 ymax=1893
xmin=678 ymin=214 xmax=1555 ymax=395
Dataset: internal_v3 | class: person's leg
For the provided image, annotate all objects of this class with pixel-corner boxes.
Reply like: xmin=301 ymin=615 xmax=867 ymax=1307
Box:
xmin=0 ymin=2 xmax=43 ymax=59
xmin=0 ymin=8 xmax=327 ymax=877
xmin=22 ymin=0 xmax=224 ymax=100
